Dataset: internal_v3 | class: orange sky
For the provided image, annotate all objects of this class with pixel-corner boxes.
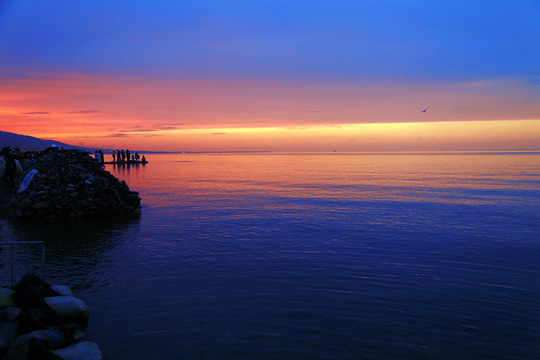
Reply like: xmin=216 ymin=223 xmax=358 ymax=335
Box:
xmin=1 ymin=74 xmax=539 ymax=151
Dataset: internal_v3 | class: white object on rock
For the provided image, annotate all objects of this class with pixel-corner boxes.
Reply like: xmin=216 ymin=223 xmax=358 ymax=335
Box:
xmin=52 ymin=341 xmax=103 ymax=360
xmin=44 ymin=296 xmax=89 ymax=328
xmin=51 ymin=285 xmax=74 ymax=297
xmin=18 ymin=169 xmax=39 ymax=193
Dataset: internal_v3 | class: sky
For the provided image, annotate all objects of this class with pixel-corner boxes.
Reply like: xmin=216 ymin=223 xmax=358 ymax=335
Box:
xmin=0 ymin=0 xmax=539 ymax=152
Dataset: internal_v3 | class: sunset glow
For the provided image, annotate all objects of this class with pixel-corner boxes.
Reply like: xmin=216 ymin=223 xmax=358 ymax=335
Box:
xmin=1 ymin=2 xmax=539 ymax=357
xmin=0 ymin=1 xmax=538 ymax=151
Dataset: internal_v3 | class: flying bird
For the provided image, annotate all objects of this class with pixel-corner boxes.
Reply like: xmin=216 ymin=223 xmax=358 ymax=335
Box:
xmin=422 ymin=108 xmax=427 ymax=112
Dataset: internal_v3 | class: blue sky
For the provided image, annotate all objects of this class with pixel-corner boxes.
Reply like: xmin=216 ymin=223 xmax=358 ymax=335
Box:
xmin=1 ymin=0 xmax=538 ymax=82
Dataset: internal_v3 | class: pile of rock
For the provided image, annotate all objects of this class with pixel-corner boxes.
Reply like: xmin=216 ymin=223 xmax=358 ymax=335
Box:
xmin=0 ymin=273 xmax=102 ymax=359
xmin=8 ymin=148 xmax=141 ymax=220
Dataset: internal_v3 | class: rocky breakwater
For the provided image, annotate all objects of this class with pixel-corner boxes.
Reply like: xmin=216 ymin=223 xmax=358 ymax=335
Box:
xmin=8 ymin=148 xmax=141 ymax=220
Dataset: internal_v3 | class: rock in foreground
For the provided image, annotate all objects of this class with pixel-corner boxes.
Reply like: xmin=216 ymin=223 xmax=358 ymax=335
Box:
xmin=8 ymin=149 xmax=141 ymax=220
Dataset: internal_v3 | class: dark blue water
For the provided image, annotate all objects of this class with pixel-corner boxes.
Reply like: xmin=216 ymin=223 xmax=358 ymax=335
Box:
xmin=1 ymin=153 xmax=539 ymax=359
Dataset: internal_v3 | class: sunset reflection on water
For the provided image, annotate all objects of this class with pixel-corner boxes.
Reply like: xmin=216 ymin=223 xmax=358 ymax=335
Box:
xmin=107 ymin=152 xmax=540 ymax=207
xmin=3 ymin=152 xmax=535 ymax=359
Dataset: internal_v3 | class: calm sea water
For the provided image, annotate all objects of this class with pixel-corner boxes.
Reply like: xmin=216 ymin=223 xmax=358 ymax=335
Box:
xmin=1 ymin=152 xmax=539 ymax=359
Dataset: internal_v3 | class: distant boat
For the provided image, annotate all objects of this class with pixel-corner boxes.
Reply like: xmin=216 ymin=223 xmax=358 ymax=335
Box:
xmin=422 ymin=108 xmax=427 ymax=112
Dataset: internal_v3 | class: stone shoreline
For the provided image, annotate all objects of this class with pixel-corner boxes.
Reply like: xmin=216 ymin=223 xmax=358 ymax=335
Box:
xmin=1 ymin=148 xmax=141 ymax=221
xmin=0 ymin=273 xmax=103 ymax=359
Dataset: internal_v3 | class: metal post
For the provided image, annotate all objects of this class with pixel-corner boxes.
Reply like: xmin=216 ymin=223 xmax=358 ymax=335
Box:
xmin=10 ymin=244 xmax=14 ymax=287
xmin=2 ymin=241 xmax=45 ymax=287
xmin=26 ymin=244 xmax=31 ymax=273
xmin=41 ymin=244 xmax=45 ymax=279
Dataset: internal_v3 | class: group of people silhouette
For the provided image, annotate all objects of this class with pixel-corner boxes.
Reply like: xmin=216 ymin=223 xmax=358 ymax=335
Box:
xmin=111 ymin=149 xmax=146 ymax=163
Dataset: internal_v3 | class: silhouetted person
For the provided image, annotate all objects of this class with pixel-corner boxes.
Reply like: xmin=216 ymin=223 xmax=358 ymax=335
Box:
xmin=126 ymin=149 xmax=131 ymax=162
xmin=3 ymin=149 xmax=17 ymax=188
xmin=112 ymin=150 xmax=116 ymax=162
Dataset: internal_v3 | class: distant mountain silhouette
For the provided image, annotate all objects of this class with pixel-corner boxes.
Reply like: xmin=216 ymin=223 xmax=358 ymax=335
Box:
xmin=0 ymin=131 xmax=90 ymax=151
